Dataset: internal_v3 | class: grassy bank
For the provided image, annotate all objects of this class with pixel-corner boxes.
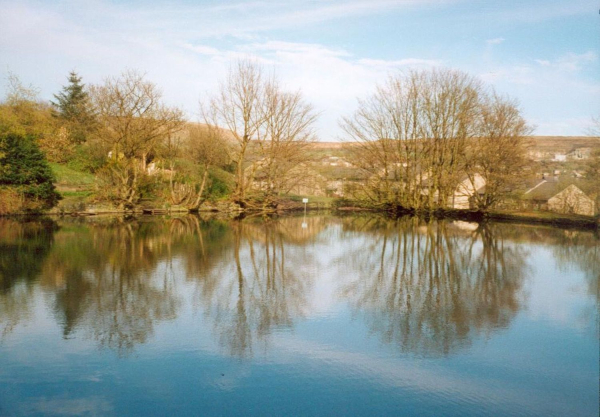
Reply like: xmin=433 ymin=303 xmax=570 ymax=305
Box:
xmin=331 ymin=200 xmax=599 ymax=230
xmin=487 ymin=210 xmax=599 ymax=229
xmin=37 ymin=164 xmax=600 ymax=230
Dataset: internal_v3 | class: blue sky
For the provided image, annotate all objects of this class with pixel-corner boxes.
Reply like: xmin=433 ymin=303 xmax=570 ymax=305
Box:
xmin=0 ymin=0 xmax=598 ymax=139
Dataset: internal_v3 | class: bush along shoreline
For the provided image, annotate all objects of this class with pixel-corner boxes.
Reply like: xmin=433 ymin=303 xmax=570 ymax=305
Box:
xmin=1 ymin=68 xmax=598 ymax=229
xmin=2 ymin=196 xmax=596 ymax=233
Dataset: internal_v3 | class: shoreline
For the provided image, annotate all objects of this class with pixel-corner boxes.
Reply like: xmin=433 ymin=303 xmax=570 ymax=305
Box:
xmin=2 ymin=203 xmax=598 ymax=231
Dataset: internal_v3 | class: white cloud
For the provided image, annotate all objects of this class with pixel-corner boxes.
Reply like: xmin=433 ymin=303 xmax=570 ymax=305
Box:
xmin=468 ymin=0 xmax=589 ymax=24
xmin=486 ymin=37 xmax=505 ymax=45
xmin=0 ymin=0 xmax=597 ymax=137
xmin=532 ymin=51 xmax=597 ymax=72
xmin=556 ymin=51 xmax=598 ymax=72
xmin=358 ymin=58 xmax=443 ymax=68
xmin=24 ymin=396 xmax=113 ymax=416
xmin=243 ymin=41 xmax=351 ymax=58
xmin=182 ymin=43 xmax=221 ymax=56
xmin=531 ymin=117 xmax=599 ymax=136
xmin=270 ymin=334 xmax=584 ymax=416
xmin=479 ymin=66 xmax=535 ymax=85
xmin=0 ymin=0 xmax=440 ymax=139
xmin=477 ymin=51 xmax=600 ymax=135
xmin=1 ymin=0 xmax=456 ymax=43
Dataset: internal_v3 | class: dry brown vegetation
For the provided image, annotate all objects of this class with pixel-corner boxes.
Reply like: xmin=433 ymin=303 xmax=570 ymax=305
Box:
xmin=204 ymin=60 xmax=317 ymax=209
xmin=340 ymin=68 xmax=531 ymax=212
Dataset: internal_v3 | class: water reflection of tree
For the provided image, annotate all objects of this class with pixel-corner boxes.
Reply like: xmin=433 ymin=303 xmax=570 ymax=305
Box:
xmin=0 ymin=218 xmax=57 ymax=293
xmin=494 ymin=224 xmax=599 ymax=334
xmin=170 ymin=215 xmax=233 ymax=284
xmin=549 ymin=231 xmax=599 ymax=299
xmin=0 ymin=218 xmax=57 ymax=339
xmin=339 ymin=217 xmax=528 ymax=356
xmin=549 ymin=230 xmax=599 ymax=335
xmin=0 ymin=215 xmax=240 ymax=354
xmin=37 ymin=217 xmax=184 ymax=354
xmin=194 ymin=217 xmax=313 ymax=359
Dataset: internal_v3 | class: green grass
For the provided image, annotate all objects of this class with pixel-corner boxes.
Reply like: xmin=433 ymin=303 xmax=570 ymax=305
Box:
xmin=493 ymin=209 xmax=594 ymax=220
xmin=286 ymin=195 xmax=335 ymax=208
xmin=49 ymin=163 xmax=97 ymax=210
xmin=60 ymin=190 xmax=94 ymax=198
xmin=302 ymin=195 xmax=335 ymax=204
xmin=50 ymin=163 xmax=96 ymax=186
xmin=489 ymin=210 xmax=598 ymax=229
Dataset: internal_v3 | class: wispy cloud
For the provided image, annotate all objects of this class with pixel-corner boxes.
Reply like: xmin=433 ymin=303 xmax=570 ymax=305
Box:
xmin=271 ymin=334 xmax=586 ymax=416
xmin=478 ymin=50 xmax=600 ymax=135
xmin=480 ymin=66 xmax=535 ymax=85
xmin=464 ymin=0 xmax=589 ymax=25
xmin=555 ymin=51 xmax=597 ymax=72
xmin=181 ymin=43 xmax=221 ymax=56
xmin=0 ymin=0 xmax=597 ymax=137
xmin=534 ymin=51 xmax=597 ymax=72
xmin=486 ymin=37 xmax=505 ymax=45
xmin=4 ymin=0 xmax=458 ymax=42
xmin=23 ymin=396 xmax=113 ymax=416
xmin=242 ymin=41 xmax=351 ymax=58
xmin=358 ymin=58 xmax=443 ymax=68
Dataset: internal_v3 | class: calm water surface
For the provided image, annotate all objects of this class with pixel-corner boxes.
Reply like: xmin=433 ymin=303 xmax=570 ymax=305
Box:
xmin=0 ymin=214 xmax=598 ymax=416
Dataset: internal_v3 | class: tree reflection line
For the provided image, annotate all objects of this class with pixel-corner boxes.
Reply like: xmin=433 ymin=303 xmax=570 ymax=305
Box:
xmin=0 ymin=215 xmax=597 ymax=357
xmin=339 ymin=217 xmax=529 ymax=356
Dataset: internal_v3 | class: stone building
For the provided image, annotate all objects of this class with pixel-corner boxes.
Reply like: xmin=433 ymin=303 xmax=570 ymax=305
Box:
xmin=547 ymin=184 xmax=595 ymax=216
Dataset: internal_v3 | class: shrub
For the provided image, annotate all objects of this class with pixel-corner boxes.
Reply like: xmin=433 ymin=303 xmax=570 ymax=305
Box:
xmin=0 ymin=133 xmax=61 ymax=213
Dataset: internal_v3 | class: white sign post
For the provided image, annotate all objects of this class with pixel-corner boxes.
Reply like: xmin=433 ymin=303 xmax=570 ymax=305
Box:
xmin=302 ymin=198 xmax=308 ymax=228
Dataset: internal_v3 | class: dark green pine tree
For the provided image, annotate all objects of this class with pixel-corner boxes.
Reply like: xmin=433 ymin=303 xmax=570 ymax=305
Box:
xmin=52 ymin=71 xmax=95 ymax=144
xmin=0 ymin=132 xmax=61 ymax=211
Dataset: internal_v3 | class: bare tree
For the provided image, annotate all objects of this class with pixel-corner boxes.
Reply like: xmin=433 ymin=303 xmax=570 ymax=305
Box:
xmin=586 ymin=115 xmax=600 ymax=137
xmin=185 ymin=124 xmax=230 ymax=211
xmin=0 ymin=72 xmax=57 ymax=149
xmin=417 ymin=69 xmax=481 ymax=208
xmin=341 ymin=76 xmax=420 ymax=208
xmin=161 ymin=122 xmax=231 ymax=211
xmin=252 ymin=79 xmax=317 ymax=209
xmin=205 ymin=60 xmax=264 ymax=206
xmin=465 ymin=94 xmax=532 ymax=210
xmin=4 ymin=71 xmax=40 ymax=105
xmin=206 ymin=61 xmax=319 ymax=209
xmin=158 ymin=129 xmax=187 ymax=204
xmin=90 ymin=70 xmax=185 ymax=208
xmin=584 ymin=116 xmax=600 ymax=209
xmin=342 ymin=68 xmax=528 ymax=212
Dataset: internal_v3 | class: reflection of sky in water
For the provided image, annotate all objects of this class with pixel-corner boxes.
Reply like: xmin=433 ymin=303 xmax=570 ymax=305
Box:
xmin=0 ymin=216 xmax=597 ymax=416
xmin=526 ymin=246 xmax=596 ymax=331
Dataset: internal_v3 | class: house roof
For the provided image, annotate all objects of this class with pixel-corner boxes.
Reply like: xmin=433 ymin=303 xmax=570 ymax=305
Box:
xmin=523 ymin=180 xmax=560 ymax=201
xmin=549 ymin=184 xmax=594 ymax=202
xmin=419 ymin=173 xmax=485 ymax=192
xmin=523 ymin=180 xmax=591 ymax=202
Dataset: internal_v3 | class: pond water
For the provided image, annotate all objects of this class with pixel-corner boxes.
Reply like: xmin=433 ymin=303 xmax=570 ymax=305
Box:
xmin=0 ymin=214 xmax=598 ymax=416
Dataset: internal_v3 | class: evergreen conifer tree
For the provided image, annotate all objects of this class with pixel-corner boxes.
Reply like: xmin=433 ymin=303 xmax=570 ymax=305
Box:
xmin=52 ymin=71 xmax=95 ymax=143
xmin=0 ymin=132 xmax=61 ymax=211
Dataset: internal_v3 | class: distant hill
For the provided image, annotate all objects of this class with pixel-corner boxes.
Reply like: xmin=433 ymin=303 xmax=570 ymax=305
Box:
xmin=307 ymin=137 xmax=600 ymax=159
xmin=528 ymin=136 xmax=600 ymax=154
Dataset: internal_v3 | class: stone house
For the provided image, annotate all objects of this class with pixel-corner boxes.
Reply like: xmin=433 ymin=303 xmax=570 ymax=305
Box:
xmin=553 ymin=153 xmax=567 ymax=162
xmin=547 ymin=184 xmax=595 ymax=216
xmin=449 ymin=174 xmax=486 ymax=209
xmin=522 ymin=178 xmax=560 ymax=210
xmin=567 ymin=147 xmax=592 ymax=160
xmin=245 ymin=160 xmax=328 ymax=197
xmin=418 ymin=173 xmax=486 ymax=209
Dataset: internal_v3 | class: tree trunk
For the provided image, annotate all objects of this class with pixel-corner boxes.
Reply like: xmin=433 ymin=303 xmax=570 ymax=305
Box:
xmin=188 ymin=165 xmax=210 ymax=212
